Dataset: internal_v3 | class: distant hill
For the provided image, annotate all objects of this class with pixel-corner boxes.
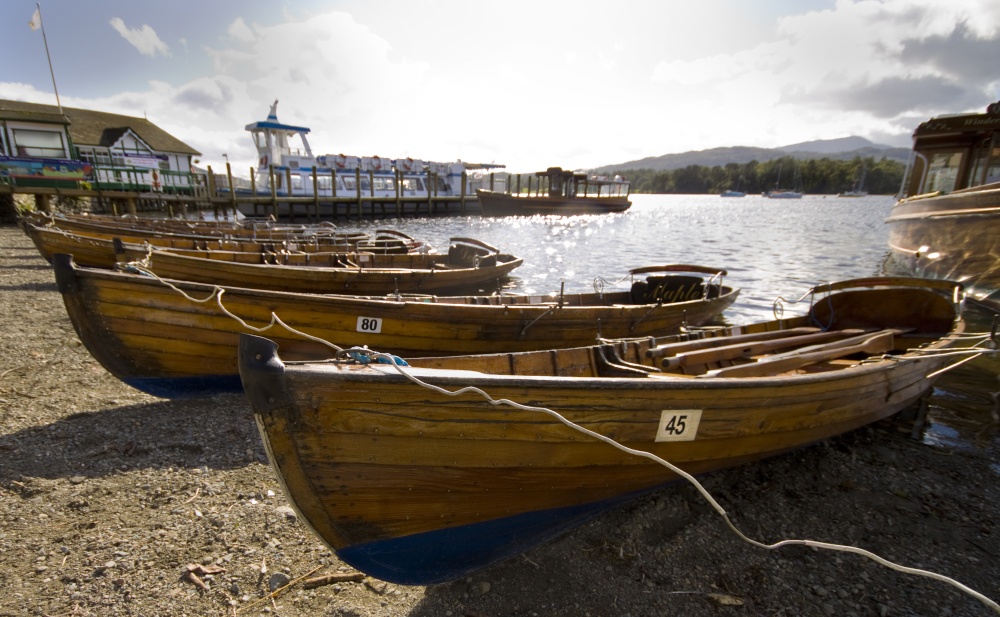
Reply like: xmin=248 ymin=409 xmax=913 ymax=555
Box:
xmin=598 ymin=137 xmax=910 ymax=173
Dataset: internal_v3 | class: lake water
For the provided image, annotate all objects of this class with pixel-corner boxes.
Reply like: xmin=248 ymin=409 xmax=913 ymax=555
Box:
xmin=342 ymin=193 xmax=1000 ymax=464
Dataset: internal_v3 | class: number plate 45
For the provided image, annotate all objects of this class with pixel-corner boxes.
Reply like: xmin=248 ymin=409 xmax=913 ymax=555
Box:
xmin=655 ymin=410 xmax=702 ymax=442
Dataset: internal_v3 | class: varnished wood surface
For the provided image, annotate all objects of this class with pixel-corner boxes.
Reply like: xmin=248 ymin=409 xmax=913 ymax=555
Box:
xmin=33 ymin=224 xmax=524 ymax=294
xmin=52 ymin=257 xmax=739 ymax=393
xmin=240 ymin=278 xmax=967 ymax=563
xmin=887 ymin=196 xmax=1000 ymax=302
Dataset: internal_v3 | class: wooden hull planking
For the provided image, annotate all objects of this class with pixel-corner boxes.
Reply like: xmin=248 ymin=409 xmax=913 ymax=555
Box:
xmin=52 ymin=255 xmax=739 ymax=398
xmin=238 ymin=278 xmax=967 ymax=584
xmin=29 ymin=224 xmax=523 ymax=295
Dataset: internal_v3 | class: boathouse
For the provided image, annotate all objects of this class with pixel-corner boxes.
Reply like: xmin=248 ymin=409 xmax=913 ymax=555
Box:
xmin=0 ymin=99 xmax=200 ymax=192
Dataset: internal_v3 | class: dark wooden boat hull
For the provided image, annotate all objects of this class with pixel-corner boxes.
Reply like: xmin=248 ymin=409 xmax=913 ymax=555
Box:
xmin=476 ymin=189 xmax=631 ymax=216
xmin=52 ymin=255 xmax=738 ymax=398
xmin=121 ymin=247 xmax=523 ymax=295
xmin=238 ymin=278 xmax=968 ymax=584
xmin=886 ymin=187 xmax=1000 ymax=306
xmin=22 ymin=212 xmax=427 ymax=253
xmin=29 ymin=224 xmax=523 ymax=295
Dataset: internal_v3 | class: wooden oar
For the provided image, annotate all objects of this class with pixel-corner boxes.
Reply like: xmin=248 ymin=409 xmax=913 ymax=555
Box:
xmin=701 ymin=331 xmax=898 ymax=378
xmin=750 ymin=328 xmax=912 ymax=364
xmin=645 ymin=327 xmax=821 ymax=359
xmin=661 ymin=329 xmax=866 ymax=370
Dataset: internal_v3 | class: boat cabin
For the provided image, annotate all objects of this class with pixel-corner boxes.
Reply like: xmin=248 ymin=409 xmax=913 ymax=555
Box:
xmin=244 ymin=100 xmax=502 ymax=199
xmin=537 ymin=166 xmax=630 ymax=199
xmin=899 ymin=100 xmax=1000 ymax=198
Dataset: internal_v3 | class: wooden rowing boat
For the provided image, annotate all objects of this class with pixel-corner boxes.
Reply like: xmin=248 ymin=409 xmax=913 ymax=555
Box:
xmin=23 ymin=211 xmax=431 ymax=254
xmin=52 ymin=254 xmax=738 ymax=398
xmin=237 ymin=277 xmax=978 ymax=585
xmin=29 ymin=224 xmax=520 ymax=294
xmin=115 ymin=237 xmax=522 ymax=294
xmin=23 ymin=221 xmax=442 ymax=269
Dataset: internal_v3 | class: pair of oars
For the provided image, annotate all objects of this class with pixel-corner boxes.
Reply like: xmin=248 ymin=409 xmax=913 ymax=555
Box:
xmin=701 ymin=329 xmax=905 ymax=378
xmin=646 ymin=327 xmax=823 ymax=360
xmin=660 ymin=328 xmax=868 ymax=371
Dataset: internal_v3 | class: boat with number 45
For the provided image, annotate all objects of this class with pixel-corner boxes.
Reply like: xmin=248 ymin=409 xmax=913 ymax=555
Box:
xmin=237 ymin=276 xmax=990 ymax=585
xmin=52 ymin=255 xmax=738 ymax=398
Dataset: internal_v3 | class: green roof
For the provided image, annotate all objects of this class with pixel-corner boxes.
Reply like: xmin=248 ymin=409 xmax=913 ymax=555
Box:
xmin=0 ymin=99 xmax=201 ymax=156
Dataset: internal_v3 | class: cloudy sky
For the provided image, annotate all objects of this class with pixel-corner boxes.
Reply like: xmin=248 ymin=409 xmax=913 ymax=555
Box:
xmin=3 ymin=0 xmax=999 ymax=172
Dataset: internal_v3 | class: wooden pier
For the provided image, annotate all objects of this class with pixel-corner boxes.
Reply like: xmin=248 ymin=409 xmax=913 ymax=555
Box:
xmin=1 ymin=163 xmax=483 ymax=221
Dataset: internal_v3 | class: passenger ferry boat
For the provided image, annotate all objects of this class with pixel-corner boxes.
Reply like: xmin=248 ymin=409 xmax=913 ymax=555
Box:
xmin=238 ymin=100 xmax=502 ymax=216
xmin=886 ymin=100 xmax=1000 ymax=307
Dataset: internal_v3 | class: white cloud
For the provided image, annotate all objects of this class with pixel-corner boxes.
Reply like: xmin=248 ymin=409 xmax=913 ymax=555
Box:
xmin=109 ymin=17 xmax=171 ymax=58
xmin=227 ymin=18 xmax=255 ymax=43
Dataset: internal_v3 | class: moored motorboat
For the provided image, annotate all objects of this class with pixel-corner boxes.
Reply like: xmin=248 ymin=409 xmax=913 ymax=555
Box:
xmin=52 ymin=255 xmax=738 ymax=398
xmin=237 ymin=276 xmax=987 ymax=585
xmin=477 ymin=167 xmax=631 ymax=215
xmin=886 ymin=100 xmax=1000 ymax=307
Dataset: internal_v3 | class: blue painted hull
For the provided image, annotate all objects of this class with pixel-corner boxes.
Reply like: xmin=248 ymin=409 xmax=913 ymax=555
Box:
xmin=335 ymin=486 xmax=662 ymax=585
xmin=123 ymin=374 xmax=243 ymax=399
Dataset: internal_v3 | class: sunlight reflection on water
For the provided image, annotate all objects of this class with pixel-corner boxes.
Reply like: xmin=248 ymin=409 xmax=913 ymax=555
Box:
xmin=354 ymin=193 xmax=896 ymax=323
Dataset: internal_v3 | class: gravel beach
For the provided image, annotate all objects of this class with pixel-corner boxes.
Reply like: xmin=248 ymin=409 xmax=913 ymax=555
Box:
xmin=1 ymin=221 xmax=999 ymax=617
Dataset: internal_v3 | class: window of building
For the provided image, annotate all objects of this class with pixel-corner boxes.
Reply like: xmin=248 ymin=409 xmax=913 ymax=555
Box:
xmin=12 ymin=129 xmax=67 ymax=158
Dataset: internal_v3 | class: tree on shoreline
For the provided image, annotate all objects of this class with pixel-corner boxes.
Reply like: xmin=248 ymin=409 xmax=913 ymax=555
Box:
xmin=611 ymin=156 xmax=903 ymax=195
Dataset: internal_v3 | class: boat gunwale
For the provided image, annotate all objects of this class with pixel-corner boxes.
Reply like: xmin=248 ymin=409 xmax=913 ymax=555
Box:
xmin=274 ymin=331 xmax=962 ymax=390
xmin=62 ymin=256 xmax=739 ymax=312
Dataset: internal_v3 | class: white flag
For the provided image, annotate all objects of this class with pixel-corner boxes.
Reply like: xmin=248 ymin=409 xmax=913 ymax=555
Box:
xmin=29 ymin=8 xmax=41 ymax=31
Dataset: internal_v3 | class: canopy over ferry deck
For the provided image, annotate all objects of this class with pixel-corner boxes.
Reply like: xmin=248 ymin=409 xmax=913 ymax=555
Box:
xmin=240 ymin=100 xmax=504 ymax=217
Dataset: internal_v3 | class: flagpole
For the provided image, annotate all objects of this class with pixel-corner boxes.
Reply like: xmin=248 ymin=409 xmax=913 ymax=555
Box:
xmin=34 ymin=2 xmax=63 ymax=114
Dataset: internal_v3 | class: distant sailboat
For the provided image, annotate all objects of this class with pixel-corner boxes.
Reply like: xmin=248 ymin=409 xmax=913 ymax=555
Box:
xmin=839 ymin=163 xmax=869 ymax=197
xmin=764 ymin=162 xmax=803 ymax=199
xmin=721 ymin=177 xmax=745 ymax=197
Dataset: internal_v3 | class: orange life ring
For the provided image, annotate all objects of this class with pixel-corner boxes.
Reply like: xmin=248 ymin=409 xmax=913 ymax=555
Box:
xmin=402 ymin=157 xmax=414 ymax=171
xmin=259 ymin=155 xmax=269 ymax=168
xmin=371 ymin=155 xmax=382 ymax=170
xmin=335 ymin=153 xmax=347 ymax=169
